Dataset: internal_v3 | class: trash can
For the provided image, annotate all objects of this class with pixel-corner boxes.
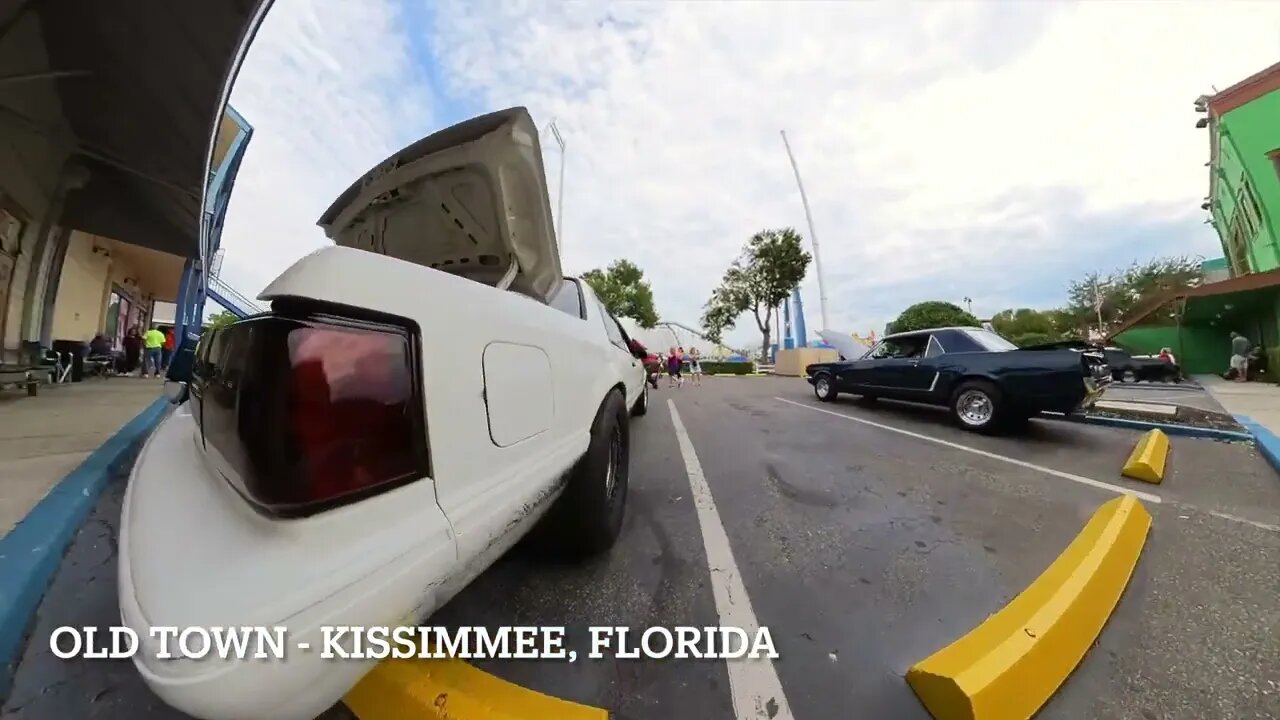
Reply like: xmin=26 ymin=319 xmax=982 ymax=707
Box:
xmin=52 ymin=339 xmax=88 ymax=382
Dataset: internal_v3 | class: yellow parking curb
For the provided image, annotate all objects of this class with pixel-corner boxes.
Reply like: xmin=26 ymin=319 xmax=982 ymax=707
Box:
xmin=345 ymin=657 xmax=607 ymax=720
xmin=1121 ymin=429 xmax=1169 ymax=484
xmin=906 ymin=495 xmax=1152 ymax=720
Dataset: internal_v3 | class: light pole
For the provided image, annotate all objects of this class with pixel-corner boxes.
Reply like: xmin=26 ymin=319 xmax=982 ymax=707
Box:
xmin=544 ymin=119 xmax=566 ymax=247
xmin=780 ymin=130 xmax=830 ymax=332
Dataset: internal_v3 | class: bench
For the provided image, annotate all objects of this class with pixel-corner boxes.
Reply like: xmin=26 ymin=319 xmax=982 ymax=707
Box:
xmin=0 ymin=365 xmax=41 ymax=396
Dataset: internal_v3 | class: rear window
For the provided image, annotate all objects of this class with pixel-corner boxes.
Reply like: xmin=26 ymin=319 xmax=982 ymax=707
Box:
xmin=192 ymin=309 xmax=429 ymax=517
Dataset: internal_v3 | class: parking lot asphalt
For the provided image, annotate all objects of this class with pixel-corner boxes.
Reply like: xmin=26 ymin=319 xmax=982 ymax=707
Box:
xmin=3 ymin=376 xmax=1278 ymax=719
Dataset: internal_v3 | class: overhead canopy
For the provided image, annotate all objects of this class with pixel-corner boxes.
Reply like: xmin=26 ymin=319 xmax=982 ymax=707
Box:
xmin=26 ymin=0 xmax=269 ymax=258
xmin=1108 ymin=267 xmax=1280 ymax=337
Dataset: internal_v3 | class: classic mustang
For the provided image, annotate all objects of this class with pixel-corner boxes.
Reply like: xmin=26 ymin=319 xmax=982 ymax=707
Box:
xmin=805 ymin=326 xmax=1110 ymax=433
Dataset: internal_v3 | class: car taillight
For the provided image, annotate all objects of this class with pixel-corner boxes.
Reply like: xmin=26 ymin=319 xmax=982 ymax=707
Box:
xmin=197 ymin=309 xmax=428 ymax=517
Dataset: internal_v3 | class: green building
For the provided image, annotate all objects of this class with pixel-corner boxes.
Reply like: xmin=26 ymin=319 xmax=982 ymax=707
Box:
xmin=1111 ymin=62 xmax=1280 ymax=377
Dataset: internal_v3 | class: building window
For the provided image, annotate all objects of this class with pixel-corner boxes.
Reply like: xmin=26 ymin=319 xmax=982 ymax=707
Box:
xmin=1270 ymin=149 xmax=1280 ymax=183
xmin=1236 ymin=180 xmax=1263 ymax=238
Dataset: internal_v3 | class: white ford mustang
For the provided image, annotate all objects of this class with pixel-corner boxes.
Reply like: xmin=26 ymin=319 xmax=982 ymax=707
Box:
xmin=118 ymin=108 xmax=649 ymax=720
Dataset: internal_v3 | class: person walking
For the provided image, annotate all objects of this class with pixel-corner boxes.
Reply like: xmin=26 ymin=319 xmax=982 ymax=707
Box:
xmin=688 ymin=347 xmax=703 ymax=386
xmin=1229 ymin=332 xmax=1251 ymax=382
xmin=142 ymin=325 xmax=166 ymax=378
xmin=667 ymin=346 xmax=684 ymax=388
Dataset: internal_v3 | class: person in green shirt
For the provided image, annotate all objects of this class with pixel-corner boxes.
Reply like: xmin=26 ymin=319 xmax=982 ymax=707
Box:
xmin=142 ymin=325 xmax=166 ymax=378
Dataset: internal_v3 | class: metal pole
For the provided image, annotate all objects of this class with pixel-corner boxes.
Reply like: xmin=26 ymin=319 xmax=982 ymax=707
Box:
xmin=780 ymin=130 xmax=830 ymax=332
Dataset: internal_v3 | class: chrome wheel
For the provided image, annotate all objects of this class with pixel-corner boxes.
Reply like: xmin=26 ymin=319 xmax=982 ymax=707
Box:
xmin=604 ymin=425 xmax=622 ymax=500
xmin=956 ymin=389 xmax=994 ymax=426
xmin=815 ymin=377 xmax=831 ymax=398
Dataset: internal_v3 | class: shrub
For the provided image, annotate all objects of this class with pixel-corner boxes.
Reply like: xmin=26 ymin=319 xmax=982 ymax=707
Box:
xmin=700 ymin=361 xmax=754 ymax=375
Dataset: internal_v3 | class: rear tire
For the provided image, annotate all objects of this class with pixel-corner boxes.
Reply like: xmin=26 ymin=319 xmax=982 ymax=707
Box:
xmin=541 ymin=390 xmax=630 ymax=558
xmin=631 ymin=383 xmax=649 ymax=416
xmin=950 ymin=379 xmax=1006 ymax=434
xmin=813 ymin=373 xmax=838 ymax=402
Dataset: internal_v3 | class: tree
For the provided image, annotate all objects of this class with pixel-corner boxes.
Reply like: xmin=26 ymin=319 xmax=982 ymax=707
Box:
xmin=887 ymin=301 xmax=979 ymax=335
xmin=701 ymin=228 xmax=811 ymax=361
xmin=989 ymin=308 xmax=1064 ymax=347
xmin=581 ymin=259 xmax=659 ymax=328
xmin=206 ymin=310 xmax=239 ymax=330
xmin=1065 ymin=256 xmax=1203 ymax=333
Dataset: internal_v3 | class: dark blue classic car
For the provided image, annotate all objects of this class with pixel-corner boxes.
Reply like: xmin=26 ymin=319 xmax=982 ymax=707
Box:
xmin=804 ymin=327 xmax=1111 ymax=433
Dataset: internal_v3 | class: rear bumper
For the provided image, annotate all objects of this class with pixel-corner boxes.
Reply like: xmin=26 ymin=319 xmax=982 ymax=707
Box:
xmin=1073 ymin=376 xmax=1110 ymax=413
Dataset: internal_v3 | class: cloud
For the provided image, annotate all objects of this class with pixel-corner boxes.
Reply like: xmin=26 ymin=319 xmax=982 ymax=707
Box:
xmin=215 ymin=0 xmax=437 ymax=305
xmin=220 ymin=0 xmax=1280 ymax=349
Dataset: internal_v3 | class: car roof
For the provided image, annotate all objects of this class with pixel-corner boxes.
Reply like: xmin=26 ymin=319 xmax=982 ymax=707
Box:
xmin=882 ymin=326 xmax=984 ymax=341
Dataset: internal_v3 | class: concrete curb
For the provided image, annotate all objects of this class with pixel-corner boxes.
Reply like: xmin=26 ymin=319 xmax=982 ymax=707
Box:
xmin=1234 ymin=415 xmax=1280 ymax=476
xmin=1041 ymin=411 xmax=1254 ymax=442
xmin=345 ymin=656 xmax=608 ymax=720
xmin=0 ymin=395 xmax=170 ymax=701
xmin=906 ymin=496 xmax=1152 ymax=720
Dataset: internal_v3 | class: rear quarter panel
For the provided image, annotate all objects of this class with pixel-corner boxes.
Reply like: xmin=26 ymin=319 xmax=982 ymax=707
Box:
xmin=261 ymin=247 xmax=615 ymax=573
xmin=933 ymin=350 xmax=1085 ymax=411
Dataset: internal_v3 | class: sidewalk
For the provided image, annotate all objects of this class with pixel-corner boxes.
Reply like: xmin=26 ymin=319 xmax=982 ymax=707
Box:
xmin=1195 ymin=374 xmax=1280 ymax=435
xmin=0 ymin=378 xmax=163 ymax=537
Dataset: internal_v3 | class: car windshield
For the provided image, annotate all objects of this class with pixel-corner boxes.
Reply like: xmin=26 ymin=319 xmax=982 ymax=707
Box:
xmin=961 ymin=328 xmax=1018 ymax=352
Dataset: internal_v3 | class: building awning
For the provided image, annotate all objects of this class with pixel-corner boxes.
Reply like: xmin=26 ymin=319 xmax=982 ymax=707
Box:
xmin=22 ymin=0 xmax=270 ymax=258
xmin=1108 ymin=267 xmax=1280 ymax=338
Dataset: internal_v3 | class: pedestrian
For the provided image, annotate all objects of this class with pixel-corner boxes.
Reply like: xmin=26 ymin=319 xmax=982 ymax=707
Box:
xmin=667 ymin=346 xmax=683 ymax=388
xmin=1157 ymin=347 xmax=1176 ymax=365
xmin=142 ymin=324 xmax=166 ymax=378
xmin=688 ymin=347 xmax=703 ymax=386
xmin=161 ymin=326 xmax=176 ymax=372
xmin=1229 ymin=331 xmax=1251 ymax=382
xmin=121 ymin=326 xmax=142 ymax=375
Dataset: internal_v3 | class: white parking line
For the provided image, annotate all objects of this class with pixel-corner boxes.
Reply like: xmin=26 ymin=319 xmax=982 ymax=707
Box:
xmin=667 ymin=399 xmax=794 ymax=720
xmin=773 ymin=397 xmax=1163 ymax=505
xmin=1207 ymin=510 xmax=1280 ymax=533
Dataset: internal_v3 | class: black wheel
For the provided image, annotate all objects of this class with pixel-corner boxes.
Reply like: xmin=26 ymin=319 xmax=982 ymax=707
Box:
xmin=813 ymin=373 xmax=838 ymax=402
xmin=631 ymin=383 xmax=649 ymax=416
xmin=950 ymin=379 xmax=1006 ymax=434
xmin=540 ymin=390 xmax=630 ymax=558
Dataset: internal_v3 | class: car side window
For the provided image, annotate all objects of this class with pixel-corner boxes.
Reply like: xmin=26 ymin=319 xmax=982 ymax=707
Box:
xmin=867 ymin=341 xmax=896 ymax=359
xmin=924 ymin=335 xmax=946 ymax=359
xmin=548 ymin=279 xmax=585 ymax=319
xmin=598 ymin=301 xmax=627 ymax=349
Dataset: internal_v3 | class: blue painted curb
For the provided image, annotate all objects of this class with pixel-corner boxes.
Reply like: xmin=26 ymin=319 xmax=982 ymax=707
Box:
xmin=1041 ymin=411 xmax=1255 ymax=441
xmin=1234 ymin=415 xmax=1280 ymax=476
xmin=0 ymin=395 xmax=171 ymax=701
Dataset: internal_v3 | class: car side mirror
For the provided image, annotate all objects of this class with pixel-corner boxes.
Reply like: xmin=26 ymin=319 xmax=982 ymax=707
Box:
xmin=163 ymin=380 xmax=189 ymax=404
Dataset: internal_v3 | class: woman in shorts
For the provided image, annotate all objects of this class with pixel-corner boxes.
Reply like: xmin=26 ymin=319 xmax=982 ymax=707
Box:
xmin=688 ymin=347 xmax=703 ymax=385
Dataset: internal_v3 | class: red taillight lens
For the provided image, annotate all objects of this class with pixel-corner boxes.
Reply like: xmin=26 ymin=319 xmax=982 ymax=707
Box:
xmin=195 ymin=311 xmax=427 ymax=517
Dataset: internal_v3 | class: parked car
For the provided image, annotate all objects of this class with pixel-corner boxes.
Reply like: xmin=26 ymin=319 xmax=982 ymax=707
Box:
xmin=805 ymin=326 xmax=1110 ymax=433
xmin=1100 ymin=346 xmax=1181 ymax=383
xmin=120 ymin=108 xmax=648 ymax=720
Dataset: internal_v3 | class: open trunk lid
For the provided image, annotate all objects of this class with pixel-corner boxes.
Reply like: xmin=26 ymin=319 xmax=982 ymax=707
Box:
xmin=316 ymin=107 xmax=562 ymax=303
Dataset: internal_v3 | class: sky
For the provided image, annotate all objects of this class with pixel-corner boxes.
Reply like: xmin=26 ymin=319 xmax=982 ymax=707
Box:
xmin=215 ymin=0 xmax=1280 ymax=349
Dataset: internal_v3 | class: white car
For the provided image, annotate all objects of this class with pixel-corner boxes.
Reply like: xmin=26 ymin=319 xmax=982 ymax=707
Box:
xmin=118 ymin=108 xmax=649 ymax=720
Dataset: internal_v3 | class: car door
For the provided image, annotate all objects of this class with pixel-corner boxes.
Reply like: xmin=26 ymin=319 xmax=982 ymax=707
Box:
xmin=870 ymin=336 xmax=929 ymax=393
xmin=900 ymin=333 xmax=946 ymax=392
xmin=836 ymin=341 xmax=890 ymax=390
xmin=594 ymin=299 xmax=642 ymax=406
